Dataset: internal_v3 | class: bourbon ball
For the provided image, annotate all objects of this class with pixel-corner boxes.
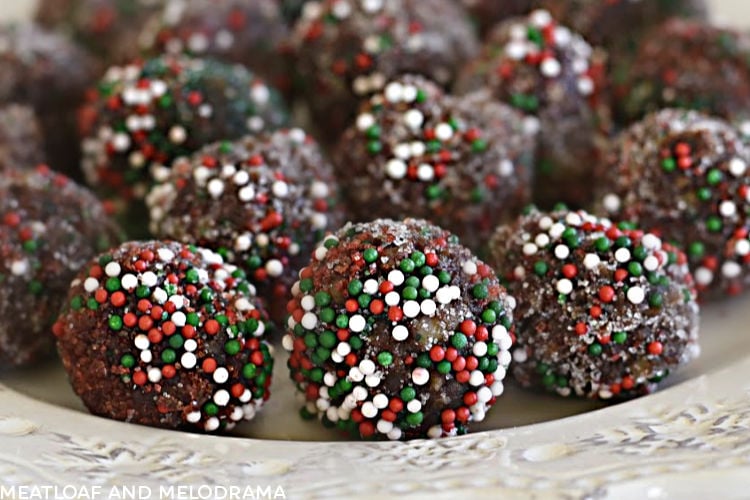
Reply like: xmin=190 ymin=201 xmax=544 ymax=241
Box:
xmin=455 ymin=9 xmax=610 ymax=208
xmin=616 ymin=19 xmax=750 ymax=126
xmin=284 ymin=219 xmax=516 ymax=440
xmin=333 ymin=75 xmax=536 ymax=251
xmin=147 ymin=128 xmax=343 ymax=323
xmin=141 ymin=0 xmax=292 ymax=95
xmin=79 ymin=54 xmax=289 ymax=234
xmin=488 ymin=208 xmax=700 ymax=399
xmin=34 ymin=0 xmax=165 ymax=65
xmin=291 ymin=0 xmax=479 ymax=144
xmin=594 ymin=108 xmax=750 ymax=299
xmin=0 ymin=23 xmax=97 ymax=179
xmin=53 ymin=241 xmax=274 ymax=432
xmin=0 ymin=104 xmax=45 ymax=170
xmin=0 ymin=166 xmax=121 ymax=368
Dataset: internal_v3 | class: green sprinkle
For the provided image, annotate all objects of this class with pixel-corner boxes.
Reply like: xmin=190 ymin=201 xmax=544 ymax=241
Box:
xmin=661 ymin=158 xmax=676 ymax=172
xmin=22 ymin=240 xmax=38 ymax=253
xmin=595 ymin=237 xmax=611 ymax=252
xmin=628 ymin=261 xmax=643 ymax=277
xmin=161 ymin=349 xmax=176 ymax=363
xmin=225 ymin=340 xmax=241 ymax=355
xmin=204 ymin=402 xmax=218 ymax=416
xmin=533 ymin=261 xmax=548 ymax=276
xmin=451 ymin=333 xmax=468 ymax=349
xmin=348 ymin=279 xmax=363 ymax=296
xmin=108 ymin=315 xmax=123 ymax=331
xmin=168 ymin=335 xmax=184 ymax=349
xmin=706 ymin=216 xmax=722 ymax=232
xmin=243 ymin=363 xmax=257 ymax=379
xmin=405 ymin=412 xmax=424 ymax=426
xmin=400 ymin=259 xmax=416 ymax=273
xmin=437 ymin=361 xmax=451 ymax=374
xmin=706 ymin=169 xmax=723 ymax=185
xmin=688 ymin=241 xmax=705 ymax=258
xmin=70 ymin=296 xmax=83 ymax=311
xmin=105 ymin=277 xmax=121 ymax=292
xmin=319 ymin=330 xmax=337 ymax=348
xmin=588 ymin=343 xmax=603 ymax=356
xmin=400 ymin=386 xmax=416 ymax=402
xmin=363 ymin=248 xmax=378 ymax=263
xmin=120 ymin=354 xmax=135 ymax=368
xmin=299 ymin=278 xmax=314 ymax=292
xmin=185 ymin=268 xmax=199 ymax=283
xmin=314 ymin=291 xmax=331 ymax=306
xmin=377 ymin=351 xmax=393 ymax=366
xmin=410 ymin=251 xmax=426 ymax=267
xmin=613 ymin=331 xmax=627 ymax=344
xmin=403 ymin=286 xmax=418 ymax=300
xmin=481 ymin=309 xmax=497 ymax=323
xmin=472 ymin=283 xmax=489 ymax=299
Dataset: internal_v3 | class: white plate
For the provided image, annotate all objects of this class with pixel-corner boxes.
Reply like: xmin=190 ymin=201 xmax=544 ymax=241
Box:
xmin=1 ymin=295 xmax=750 ymax=498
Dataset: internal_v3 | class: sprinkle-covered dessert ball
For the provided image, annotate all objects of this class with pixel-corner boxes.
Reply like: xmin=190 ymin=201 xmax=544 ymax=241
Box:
xmin=334 ymin=75 xmax=536 ymax=251
xmin=53 ymin=241 xmax=274 ymax=432
xmin=455 ymin=9 xmax=610 ymax=208
xmin=80 ymin=54 xmax=289 ymax=232
xmin=142 ymin=0 xmax=292 ymax=94
xmin=458 ymin=0 xmax=532 ymax=37
xmin=0 ymin=166 xmax=121 ymax=368
xmin=488 ymin=209 xmax=700 ymax=399
xmin=284 ymin=219 xmax=515 ymax=440
xmin=616 ymin=19 xmax=750 ymax=125
xmin=538 ymin=0 xmax=706 ymax=56
xmin=34 ymin=0 xmax=165 ymax=64
xmin=291 ymin=0 xmax=479 ymax=144
xmin=0 ymin=23 xmax=97 ymax=178
xmin=594 ymin=109 xmax=750 ymax=299
xmin=147 ymin=129 xmax=343 ymax=323
xmin=0 ymin=105 xmax=45 ymax=170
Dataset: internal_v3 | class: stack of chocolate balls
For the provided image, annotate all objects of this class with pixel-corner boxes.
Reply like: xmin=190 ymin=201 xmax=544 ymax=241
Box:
xmin=8 ymin=0 xmax=750 ymax=442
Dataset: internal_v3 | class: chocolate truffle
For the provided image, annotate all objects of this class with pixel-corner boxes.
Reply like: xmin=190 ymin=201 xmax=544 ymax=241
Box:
xmin=0 ymin=23 xmax=97 ymax=179
xmin=141 ymin=0 xmax=292 ymax=94
xmin=455 ymin=9 xmax=610 ymax=208
xmin=284 ymin=219 xmax=515 ymax=440
xmin=147 ymin=128 xmax=343 ymax=323
xmin=34 ymin=0 xmax=164 ymax=64
xmin=291 ymin=0 xmax=479 ymax=144
xmin=333 ymin=75 xmax=536 ymax=251
xmin=0 ymin=104 xmax=45 ymax=170
xmin=459 ymin=0 xmax=533 ymax=37
xmin=53 ymin=241 xmax=274 ymax=432
xmin=79 ymin=54 xmax=289 ymax=233
xmin=616 ymin=19 xmax=750 ymax=125
xmin=594 ymin=109 xmax=750 ymax=299
xmin=0 ymin=166 xmax=121 ymax=368
xmin=538 ymin=0 xmax=707 ymax=55
xmin=488 ymin=209 xmax=700 ymax=399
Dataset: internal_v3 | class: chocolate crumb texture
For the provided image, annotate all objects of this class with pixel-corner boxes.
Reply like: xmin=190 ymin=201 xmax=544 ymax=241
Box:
xmin=0 ymin=104 xmax=45 ymax=170
xmin=54 ymin=240 xmax=274 ymax=432
xmin=488 ymin=208 xmax=700 ymax=399
xmin=284 ymin=219 xmax=516 ymax=440
xmin=0 ymin=165 xmax=122 ymax=368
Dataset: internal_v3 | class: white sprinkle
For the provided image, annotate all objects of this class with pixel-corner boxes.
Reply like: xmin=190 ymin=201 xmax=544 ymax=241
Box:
xmin=412 ymin=367 xmax=429 ymax=385
xmin=723 ymin=261 xmax=742 ymax=278
xmin=720 ymin=200 xmax=737 ymax=218
xmin=181 ymin=352 xmax=197 ymax=369
xmin=540 ymin=57 xmax=561 ymax=78
xmin=477 ymin=386 xmax=493 ymax=403
xmin=420 ymin=299 xmax=437 ymax=316
xmin=365 ymin=374 xmax=381 ymax=387
xmin=373 ymin=394 xmax=389 ymax=409
xmin=272 ymin=181 xmax=289 ymax=198
xmin=695 ymin=267 xmax=714 ymax=286
xmin=361 ymin=402 xmax=378 ymax=418
xmin=349 ymin=314 xmax=366 ymax=333
xmin=337 ymin=342 xmax=351 ymax=357
xmin=384 ymin=291 xmax=400 ymax=306
xmin=352 ymin=386 xmax=368 ymax=400
xmin=583 ymin=253 xmax=600 ymax=270
xmin=736 ymin=239 xmax=750 ymax=256
xmin=148 ymin=367 xmax=162 ymax=383
xmin=84 ymin=277 xmax=99 ymax=292
xmin=204 ymin=417 xmax=220 ymax=432
xmin=615 ymin=248 xmax=631 ymax=263
xmin=410 ymin=141 xmax=426 ymax=157
xmin=538 ymin=216 xmax=553 ymax=230
xmin=436 ymin=287 xmax=453 ymax=304
xmin=403 ymin=300 xmax=420 ymax=318
xmin=641 ymin=233 xmax=661 ymax=250
xmin=140 ymin=350 xmax=152 ymax=363
xmin=394 ymin=143 xmax=411 ymax=159
xmin=384 ymin=81 xmax=404 ymax=102
xmin=473 ymin=342 xmax=488 ymax=357
xmin=422 ymin=274 xmax=439 ymax=292
xmin=213 ymin=367 xmax=229 ymax=384
xmin=310 ymin=181 xmax=329 ymax=199
xmin=186 ymin=411 xmax=201 ymax=423
xmin=523 ymin=243 xmax=538 ymax=256
xmin=462 ymin=260 xmax=478 ymax=275
xmin=171 ymin=311 xmax=186 ymax=327
xmin=469 ymin=370 xmax=484 ymax=386
xmin=152 ymin=288 xmax=168 ymax=304
xmin=577 ymin=77 xmax=594 ymax=95
xmin=120 ymin=274 xmax=138 ymax=290
xmin=265 ymin=259 xmax=284 ymax=277
xmin=105 ymin=262 xmax=121 ymax=277
xmin=377 ymin=420 xmax=393 ymax=434
xmin=300 ymin=295 xmax=316 ymax=311
xmin=363 ymin=279 xmax=378 ymax=295
xmin=602 ymin=193 xmax=621 ymax=213
xmin=406 ymin=399 xmax=422 ymax=413
xmin=643 ymin=255 xmax=660 ymax=271
xmin=403 ymin=109 xmax=424 ymax=129
xmin=387 ymin=428 xmax=403 ymax=440
xmin=556 ymin=279 xmax=573 ymax=295
xmin=359 ymin=359 xmax=376 ymax=375
xmin=626 ymin=286 xmax=645 ymax=304
xmin=238 ymin=185 xmax=255 ymax=202
xmin=168 ymin=126 xmax=187 ymax=144
xmin=301 ymin=312 xmax=318 ymax=330
xmin=357 ymin=113 xmax=375 ymax=131
xmin=214 ymin=389 xmax=230 ymax=406
xmin=134 ymin=334 xmax=149 ymax=350
xmin=535 ymin=233 xmax=550 ymax=247
xmin=554 ymin=245 xmax=570 ymax=260
xmin=388 ymin=270 xmax=405 ymax=286
xmin=385 ymin=159 xmax=407 ymax=179
xmin=207 ymin=178 xmax=224 ymax=199
xmin=530 ymin=9 xmax=552 ymax=27
xmin=157 ymin=248 xmax=175 ymax=262
xmin=729 ymin=157 xmax=747 ymax=177
xmin=392 ymin=325 xmax=409 ymax=341
xmin=435 ymin=123 xmax=454 ymax=141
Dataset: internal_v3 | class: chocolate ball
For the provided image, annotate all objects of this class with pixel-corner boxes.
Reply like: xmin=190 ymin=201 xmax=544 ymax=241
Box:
xmin=0 ymin=104 xmax=45 ymax=170
xmin=333 ymin=74 xmax=536 ymax=251
xmin=0 ymin=166 xmax=121 ymax=368
xmin=455 ymin=9 xmax=610 ymax=208
xmin=283 ymin=219 xmax=516 ymax=440
xmin=147 ymin=128 xmax=343 ymax=323
xmin=0 ymin=23 xmax=97 ymax=179
xmin=79 ymin=54 xmax=289 ymax=234
xmin=141 ymin=0 xmax=292 ymax=95
xmin=53 ymin=241 xmax=274 ymax=432
xmin=34 ymin=0 xmax=164 ymax=65
xmin=291 ymin=0 xmax=479 ymax=144
xmin=594 ymin=108 xmax=750 ymax=299
xmin=488 ymin=209 xmax=700 ymax=399
xmin=616 ymin=19 xmax=750 ymax=126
